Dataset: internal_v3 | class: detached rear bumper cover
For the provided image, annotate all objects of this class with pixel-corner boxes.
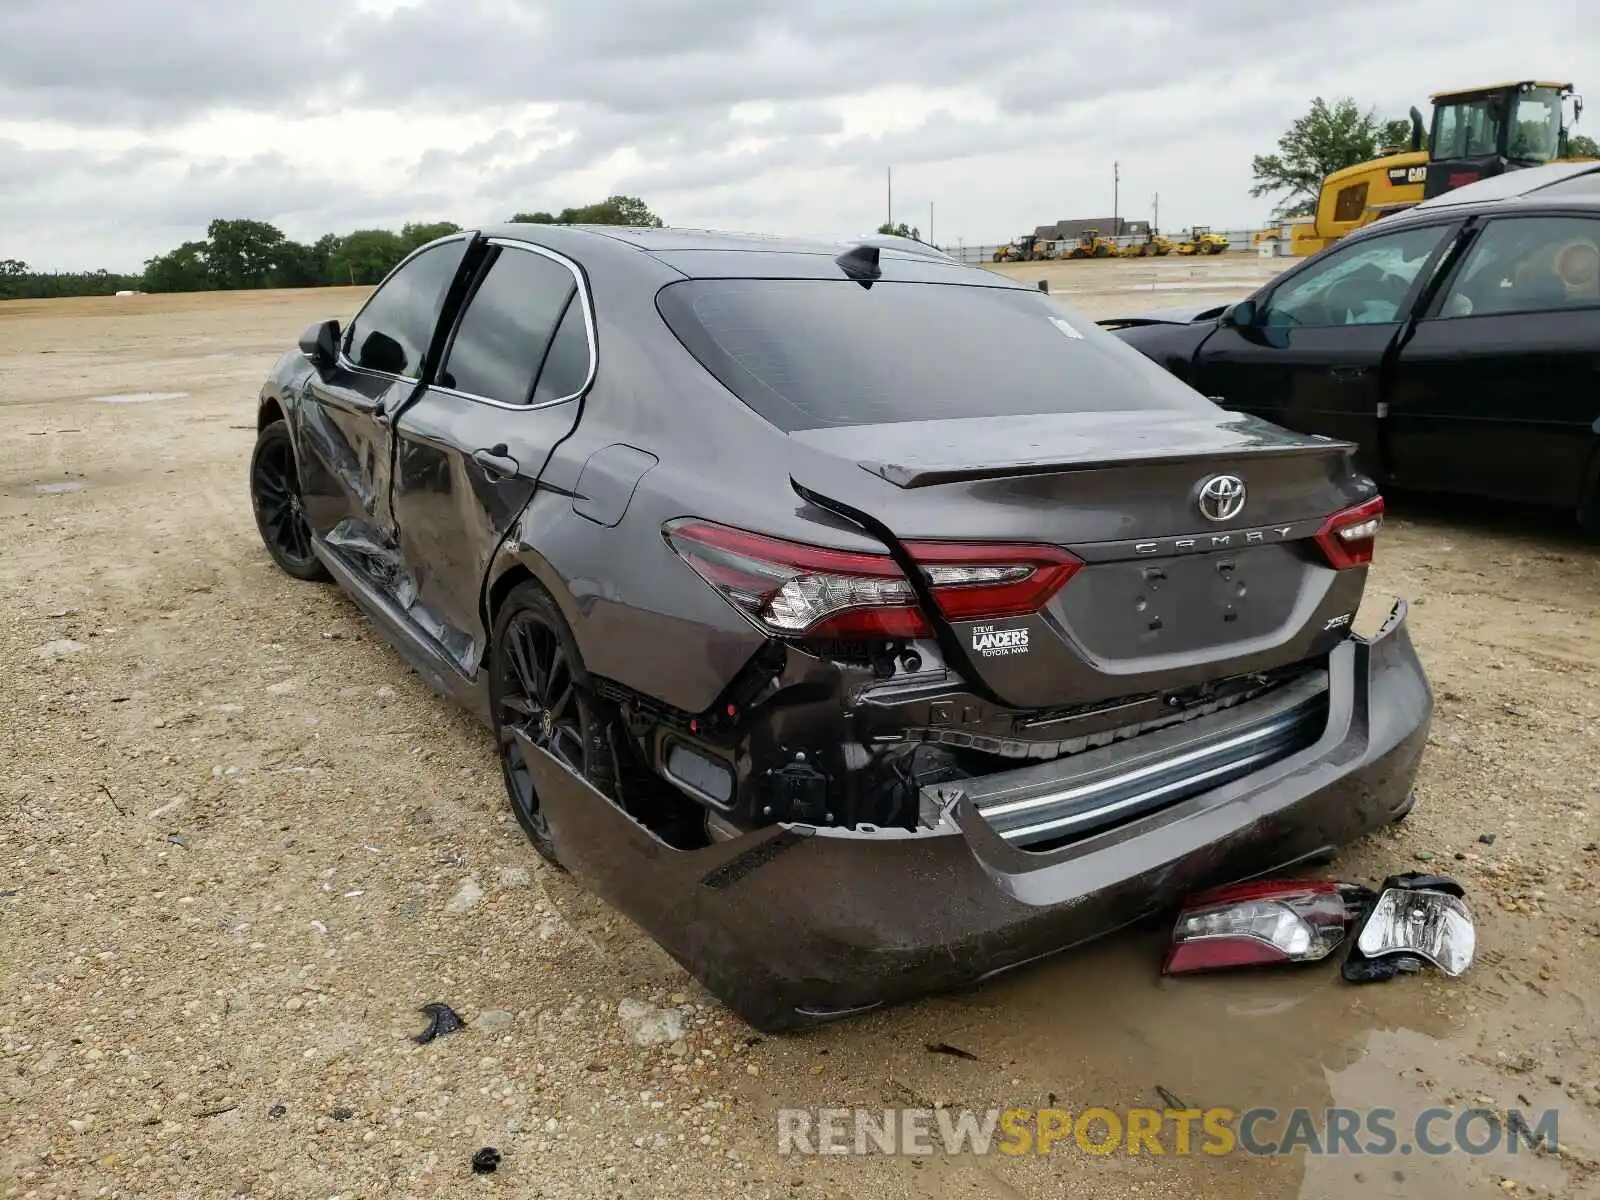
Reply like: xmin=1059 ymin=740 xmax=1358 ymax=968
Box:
xmin=515 ymin=601 xmax=1431 ymax=1032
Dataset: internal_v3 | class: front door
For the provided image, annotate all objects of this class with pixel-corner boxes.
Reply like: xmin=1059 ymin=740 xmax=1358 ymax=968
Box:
xmin=387 ymin=240 xmax=594 ymax=674
xmin=295 ymin=236 xmax=470 ymax=586
xmin=1388 ymin=213 xmax=1600 ymax=504
xmin=1191 ymin=221 xmax=1457 ymax=478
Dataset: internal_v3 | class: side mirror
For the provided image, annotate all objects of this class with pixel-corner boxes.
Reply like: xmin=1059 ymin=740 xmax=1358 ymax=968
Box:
xmin=298 ymin=318 xmax=341 ymax=368
xmin=1221 ymin=298 xmax=1257 ymax=328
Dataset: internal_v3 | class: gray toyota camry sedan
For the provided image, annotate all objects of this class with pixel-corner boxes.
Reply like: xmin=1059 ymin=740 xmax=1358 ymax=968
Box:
xmin=250 ymin=225 xmax=1432 ymax=1031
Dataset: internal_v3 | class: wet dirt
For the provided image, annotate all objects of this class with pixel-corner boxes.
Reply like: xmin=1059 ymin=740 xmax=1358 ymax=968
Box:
xmin=3 ymin=265 xmax=1599 ymax=1200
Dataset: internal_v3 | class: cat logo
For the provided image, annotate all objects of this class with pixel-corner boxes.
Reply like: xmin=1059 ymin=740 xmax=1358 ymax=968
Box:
xmin=1388 ymin=165 xmax=1428 ymax=186
xmin=971 ymin=624 xmax=1030 ymax=657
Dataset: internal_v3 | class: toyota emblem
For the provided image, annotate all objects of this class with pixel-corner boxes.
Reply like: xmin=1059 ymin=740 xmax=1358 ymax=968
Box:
xmin=1197 ymin=474 xmax=1246 ymax=522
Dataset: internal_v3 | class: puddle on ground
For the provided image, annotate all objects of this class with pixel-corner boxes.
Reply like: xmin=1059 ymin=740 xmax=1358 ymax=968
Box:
xmin=1298 ymin=1022 xmax=1590 ymax=1199
xmin=90 ymin=391 xmax=190 ymax=404
xmin=32 ymin=481 xmax=87 ymax=494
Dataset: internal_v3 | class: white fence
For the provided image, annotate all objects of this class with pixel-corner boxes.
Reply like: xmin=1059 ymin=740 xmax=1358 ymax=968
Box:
xmin=937 ymin=228 xmax=1288 ymax=265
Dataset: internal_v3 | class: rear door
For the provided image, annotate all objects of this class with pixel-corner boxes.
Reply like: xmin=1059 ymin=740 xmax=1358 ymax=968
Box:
xmin=386 ymin=239 xmax=594 ymax=674
xmin=297 ymin=236 xmax=470 ymax=583
xmin=1189 ymin=221 xmax=1458 ymax=476
xmin=1387 ymin=212 xmax=1600 ymax=504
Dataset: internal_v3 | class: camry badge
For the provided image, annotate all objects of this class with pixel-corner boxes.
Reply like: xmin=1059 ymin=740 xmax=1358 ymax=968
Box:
xmin=1197 ymin=474 xmax=1246 ymax=522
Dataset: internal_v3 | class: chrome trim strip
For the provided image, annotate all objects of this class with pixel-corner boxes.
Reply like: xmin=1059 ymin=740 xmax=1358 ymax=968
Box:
xmin=999 ymin=742 xmax=1295 ymax=843
xmin=980 ymin=708 xmax=1313 ymax=824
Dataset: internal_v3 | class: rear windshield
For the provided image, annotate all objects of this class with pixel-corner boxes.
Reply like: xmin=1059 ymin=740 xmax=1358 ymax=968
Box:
xmin=656 ymin=278 xmax=1210 ymax=431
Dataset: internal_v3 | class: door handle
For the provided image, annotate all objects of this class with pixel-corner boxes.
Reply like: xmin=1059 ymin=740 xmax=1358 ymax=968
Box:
xmin=1328 ymin=365 xmax=1367 ymax=382
xmin=472 ymin=447 xmax=520 ymax=478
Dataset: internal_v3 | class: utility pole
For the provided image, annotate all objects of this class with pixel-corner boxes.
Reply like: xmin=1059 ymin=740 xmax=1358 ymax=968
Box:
xmin=886 ymin=167 xmax=893 ymax=230
xmin=928 ymin=202 xmax=934 ymax=245
xmin=1153 ymin=192 xmax=1160 ymax=233
xmin=1113 ymin=161 xmax=1120 ymax=236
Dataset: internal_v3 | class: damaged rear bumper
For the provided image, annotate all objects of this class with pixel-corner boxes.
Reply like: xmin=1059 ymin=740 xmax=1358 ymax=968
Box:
xmin=515 ymin=601 xmax=1431 ymax=1032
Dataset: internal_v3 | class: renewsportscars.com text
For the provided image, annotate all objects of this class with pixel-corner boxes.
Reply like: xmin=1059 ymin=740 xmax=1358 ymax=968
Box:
xmin=776 ymin=1105 xmax=1559 ymax=1158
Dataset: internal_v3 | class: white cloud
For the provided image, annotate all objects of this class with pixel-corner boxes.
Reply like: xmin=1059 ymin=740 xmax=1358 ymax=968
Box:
xmin=0 ymin=0 xmax=1593 ymax=269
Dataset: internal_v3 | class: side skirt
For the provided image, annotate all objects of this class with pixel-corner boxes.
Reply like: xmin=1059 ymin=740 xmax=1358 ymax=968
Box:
xmin=312 ymin=535 xmax=492 ymax=724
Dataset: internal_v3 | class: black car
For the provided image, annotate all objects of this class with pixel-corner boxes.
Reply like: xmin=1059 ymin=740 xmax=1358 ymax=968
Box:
xmin=250 ymin=225 xmax=1431 ymax=1031
xmin=1101 ymin=161 xmax=1600 ymax=529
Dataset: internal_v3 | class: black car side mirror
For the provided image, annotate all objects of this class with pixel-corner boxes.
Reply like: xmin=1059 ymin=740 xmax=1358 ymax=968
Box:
xmin=298 ymin=318 xmax=341 ymax=368
xmin=1221 ymin=298 xmax=1257 ymax=328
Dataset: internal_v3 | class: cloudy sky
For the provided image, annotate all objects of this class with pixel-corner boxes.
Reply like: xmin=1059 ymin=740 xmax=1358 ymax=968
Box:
xmin=1 ymin=0 xmax=1593 ymax=271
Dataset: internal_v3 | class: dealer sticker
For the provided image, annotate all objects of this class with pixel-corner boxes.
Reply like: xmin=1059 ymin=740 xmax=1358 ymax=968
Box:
xmin=972 ymin=623 xmax=1030 ymax=656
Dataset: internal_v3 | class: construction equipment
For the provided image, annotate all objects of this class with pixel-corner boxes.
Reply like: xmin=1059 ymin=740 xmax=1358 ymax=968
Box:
xmin=1176 ymin=227 xmax=1230 ymax=256
xmin=992 ymin=234 xmax=1056 ymax=263
xmin=1066 ymin=230 xmax=1115 ymax=259
xmin=1291 ymin=80 xmax=1589 ymax=256
xmin=1120 ymin=231 xmax=1178 ymax=257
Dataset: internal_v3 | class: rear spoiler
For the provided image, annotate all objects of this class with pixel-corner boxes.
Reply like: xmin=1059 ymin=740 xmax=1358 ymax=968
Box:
xmin=860 ymin=436 xmax=1359 ymax=489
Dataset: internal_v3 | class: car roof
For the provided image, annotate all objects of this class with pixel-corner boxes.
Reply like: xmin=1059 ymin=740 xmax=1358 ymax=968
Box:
xmin=1334 ymin=162 xmax=1600 ymax=247
xmin=471 ymin=222 xmax=1009 ymax=286
xmin=1407 ymin=160 xmax=1600 ymax=211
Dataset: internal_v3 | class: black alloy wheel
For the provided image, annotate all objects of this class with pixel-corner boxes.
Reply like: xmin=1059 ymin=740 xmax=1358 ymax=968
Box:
xmin=250 ymin=419 xmax=330 ymax=581
xmin=490 ymin=583 xmax=615 ymax=867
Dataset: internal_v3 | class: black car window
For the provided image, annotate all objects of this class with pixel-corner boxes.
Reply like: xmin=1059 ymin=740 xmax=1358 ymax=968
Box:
xmin=344 ymin=239 xmax=467 ymax=379
xmin=1260 ymin=225 xmax=1451 ymax=329
xmin=1434 ymin=216 xmax=1600 ymax=318
xmin=656 ymin=279 xmax=1213 ymax=432
xmin=439 ymin=247 xmax=578 ymax=405
xmin=529 ymin=296 xmax=592 ymax=405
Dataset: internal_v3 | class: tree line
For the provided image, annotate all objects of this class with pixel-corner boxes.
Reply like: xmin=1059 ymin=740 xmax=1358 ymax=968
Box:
xmin=0 ymin=195 xmax=664 ymax=300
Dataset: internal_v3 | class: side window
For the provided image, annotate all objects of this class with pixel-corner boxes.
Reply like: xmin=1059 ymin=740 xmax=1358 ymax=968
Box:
xmin=1261 ymin=224 xmax=1450 ymax=328
xmin=1434 ymin=216 xmax=1600 ymax=319
xmin=439 ymin=247 xmax=577 ymax=406
xmin=529 ymin=298 xmax=592 ymax=404
xmin=345 ymin=240 xmax=467 ymax=378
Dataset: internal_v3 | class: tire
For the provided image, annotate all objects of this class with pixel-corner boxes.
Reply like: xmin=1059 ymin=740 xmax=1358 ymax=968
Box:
xmin=1579 ymin=461 xmax=1600 ymax=537
xmin=489 ymin=582 xmax=618 ymax=867
xmin=249 ymin=419 xmax=330 ymax=582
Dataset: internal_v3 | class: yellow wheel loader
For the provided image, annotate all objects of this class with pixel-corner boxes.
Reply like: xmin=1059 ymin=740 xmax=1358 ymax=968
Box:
xmin=1291 ymin=80 xmax=1590 ymax=256
xmin=1067 ymin=230 xmax=1115 ymax=259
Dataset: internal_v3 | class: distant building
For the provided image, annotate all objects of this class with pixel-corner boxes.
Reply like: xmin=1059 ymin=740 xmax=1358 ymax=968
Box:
xmin=1034 ymin=218 xmax=1152 ymax=240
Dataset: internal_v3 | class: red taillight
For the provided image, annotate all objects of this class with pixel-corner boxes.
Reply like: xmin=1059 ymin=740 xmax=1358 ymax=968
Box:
xmin=663 ymin=520 xmax=1081 ymax=640
xmin=1313 ymin=495 xmax=1384 ymax=570
xmin=1163 ymin=880 xmax=1351 ymax=975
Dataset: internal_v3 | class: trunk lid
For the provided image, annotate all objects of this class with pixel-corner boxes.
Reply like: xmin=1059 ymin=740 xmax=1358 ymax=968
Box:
xmin=787 ymin=409 xmax=1377 ymax=710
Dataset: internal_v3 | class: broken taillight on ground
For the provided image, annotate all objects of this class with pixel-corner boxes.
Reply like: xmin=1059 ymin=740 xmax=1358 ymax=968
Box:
xmin=1163 ymin=880 xmax=1351 ymax=974
xmin=1165 ymin=872 xmax=1476 ymax=982
xmin=663 ymin=519 xmax=1080 ymax=640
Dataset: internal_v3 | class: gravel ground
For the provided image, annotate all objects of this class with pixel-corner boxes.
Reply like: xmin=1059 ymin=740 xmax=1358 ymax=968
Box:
xmin=3 ymin=256 xmax=1600 ymax=1200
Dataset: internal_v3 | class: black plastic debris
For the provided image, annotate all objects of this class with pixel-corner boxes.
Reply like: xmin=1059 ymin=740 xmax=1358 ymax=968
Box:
xmin=267 ymin=1104 xmax=287 ymax=1119
xmin=331 ymin=1106 xmax=354 ymax=1121
xmin=1155 ymin=1086 xmax=1188 ymax=1110
xmin=924 ymin=1041 xmax=979 ymax=1062
xmin=471 ymin=1147 xmax=502 ymax=1175
xmin=1478 ymin=833 xmax=1497 ymax=845
xmin=414 ymin=1002 xmax=464 ymax=1045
